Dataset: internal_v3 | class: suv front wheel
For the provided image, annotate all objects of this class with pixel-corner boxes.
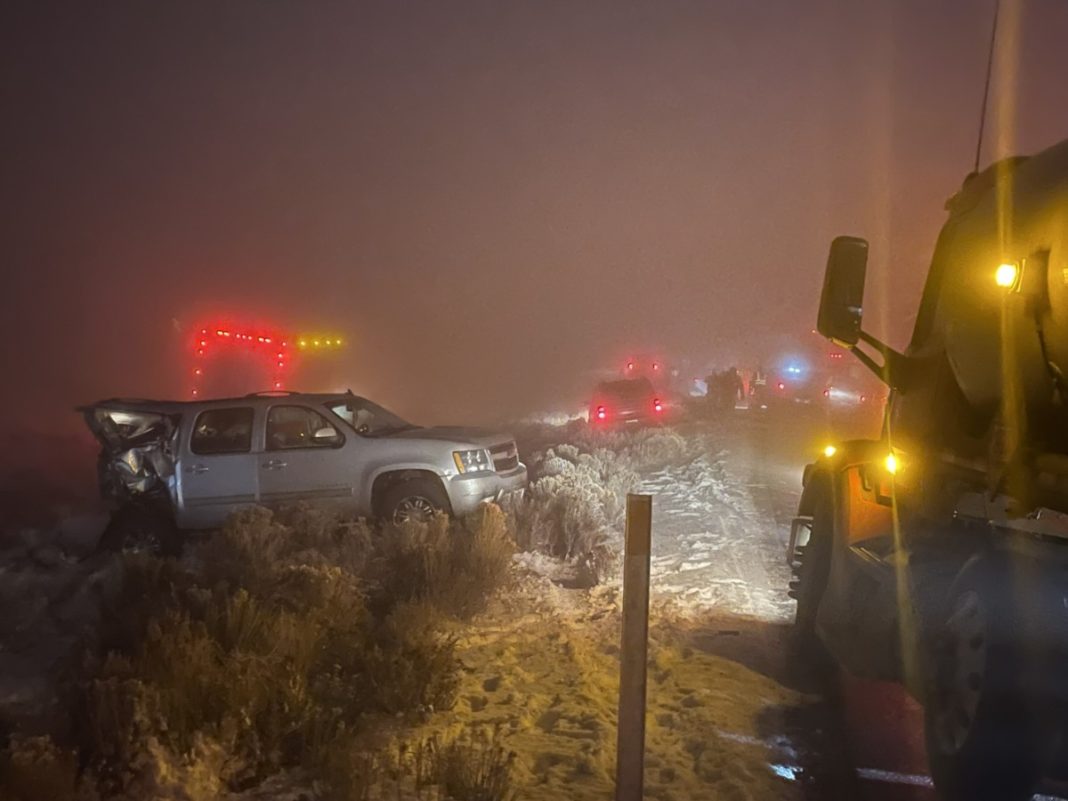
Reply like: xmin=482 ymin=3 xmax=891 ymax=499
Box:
xmin=380 ymin=479 xmax=449 ymax=525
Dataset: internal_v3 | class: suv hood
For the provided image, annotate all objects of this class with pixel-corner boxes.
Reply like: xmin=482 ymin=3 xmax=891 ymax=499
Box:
xmin=385 ymin=425 xmax=512 ymax=449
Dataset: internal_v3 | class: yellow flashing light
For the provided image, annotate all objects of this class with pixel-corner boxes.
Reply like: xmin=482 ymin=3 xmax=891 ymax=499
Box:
xmin=995 ymin=262 xmax=1019 ymax=288
xmin=823 ymin=445 xmax=837 ymax=458
xmin=885 ymin=452 xmax=899 ymax=475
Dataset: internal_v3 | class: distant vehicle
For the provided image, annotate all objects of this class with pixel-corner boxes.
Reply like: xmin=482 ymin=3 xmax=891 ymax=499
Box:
xmin=705 ymin=367 xmax=744 ymax=413
xmin=81 ymin=390 xmax=527 ymax=549
xmin=589 ymin=377 xmax=665 ymax=428
xmin=749 ymin=366 xmax=824 ymax=410
xmin=749 ymin=356 xmax=880 ymax=415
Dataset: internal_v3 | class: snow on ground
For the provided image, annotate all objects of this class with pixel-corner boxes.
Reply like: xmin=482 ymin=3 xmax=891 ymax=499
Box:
xmin=2 ymin=420 xmax=818 ymax=800
xmin=640 ymin=429 xmax=797 ymax=621
xmin=405 ymin=570 xmax=806 ymax=801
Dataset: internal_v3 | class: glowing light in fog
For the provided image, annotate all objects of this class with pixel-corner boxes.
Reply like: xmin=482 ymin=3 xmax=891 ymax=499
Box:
xmin=885 ymin=453 xmax=899 ymax=475
xmin=823 ymin=445 xmax=837 ymax=458
xmin=995 ymin=262 xmax=1019 ymax=288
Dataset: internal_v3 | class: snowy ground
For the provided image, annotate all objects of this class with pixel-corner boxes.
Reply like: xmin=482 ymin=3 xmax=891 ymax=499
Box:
xmin=641 ymin=426 xmax=798 ymax=621
xmin=8 ymin=409 xmax=1063 ymax=800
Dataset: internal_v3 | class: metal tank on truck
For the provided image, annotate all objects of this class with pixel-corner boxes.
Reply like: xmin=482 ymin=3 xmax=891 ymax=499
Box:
xmin=788 ymin=138 xmax=1068 ymax=801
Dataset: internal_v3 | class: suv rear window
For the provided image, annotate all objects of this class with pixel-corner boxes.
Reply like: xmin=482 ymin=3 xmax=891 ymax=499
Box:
xmin=597 ymin=378 xmax=655 ymax=401
xmin=191 ymin=407 xmax=254 ymax=455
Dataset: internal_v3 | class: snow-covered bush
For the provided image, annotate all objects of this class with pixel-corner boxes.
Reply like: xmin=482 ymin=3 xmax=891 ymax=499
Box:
xmin=512 ymin=426 xmax=695 ymax=586
xmin=50 ymin=503 xmax=515 ymax=800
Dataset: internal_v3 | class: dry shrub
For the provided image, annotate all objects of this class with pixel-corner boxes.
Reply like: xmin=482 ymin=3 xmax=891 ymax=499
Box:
xmin=510 ymin=427 xmax=695 ymax=586
xmin=369 ymin=504 xmax=514 ymax=620
xmin=65 ymin=502 xmax=514 ymax=799
xmin=414 ymin=728 xmax=516 ymax=801
xmin=0 ymin=735 xmax=79 ymax=801
xmin=511 ymin=445 xmax=637 ymax=585
xmin=360 ymin=602 xmax=459 ymax=716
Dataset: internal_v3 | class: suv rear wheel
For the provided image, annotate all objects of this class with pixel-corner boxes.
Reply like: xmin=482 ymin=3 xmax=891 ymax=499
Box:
xmin=97 ymin=505 xmax=183 ymax=557
xmin=380 ymin=479 xmax=449 ymax=525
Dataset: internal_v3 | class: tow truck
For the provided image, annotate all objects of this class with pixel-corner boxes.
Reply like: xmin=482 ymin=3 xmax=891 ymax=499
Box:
xmin=789 ymin=138 xmax=1068 ymax=801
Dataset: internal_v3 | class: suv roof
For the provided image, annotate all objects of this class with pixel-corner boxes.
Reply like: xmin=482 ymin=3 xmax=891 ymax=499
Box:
xmin=79 ymin=390 xmax=361 ymax=414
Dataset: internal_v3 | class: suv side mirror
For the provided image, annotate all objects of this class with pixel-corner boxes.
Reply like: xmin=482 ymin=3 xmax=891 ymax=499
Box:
xmin=817 ymin=236 xmax=868 ymax=347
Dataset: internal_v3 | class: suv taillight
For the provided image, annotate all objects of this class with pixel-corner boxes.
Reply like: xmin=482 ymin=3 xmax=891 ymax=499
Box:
xmin=653 ymin=399 xmax=663 ymax=413
xmin=596 ymin=405 xmax=607 ymax=420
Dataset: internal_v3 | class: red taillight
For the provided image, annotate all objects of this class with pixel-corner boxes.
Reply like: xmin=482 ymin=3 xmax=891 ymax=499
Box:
xmin=823 ymin=388 xmax=830 ymax=398
xmin=860 ymin=394 xmax=867 ymax=402
xmin=596 ymin=406 xmax=607 ymax=420
xmin=777 ymin=382 xmax=785 ymax=391
xmin=653 ymin=399 xmax=663 ymax=413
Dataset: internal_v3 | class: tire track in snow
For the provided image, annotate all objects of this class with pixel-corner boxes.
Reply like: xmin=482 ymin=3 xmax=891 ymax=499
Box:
xmin=639 ymin=431 xmax=796 ymax=621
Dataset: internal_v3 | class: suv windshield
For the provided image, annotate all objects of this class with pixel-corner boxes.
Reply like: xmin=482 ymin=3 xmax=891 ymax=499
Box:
xmin=325 ymin=397 xmax=416 ymax=436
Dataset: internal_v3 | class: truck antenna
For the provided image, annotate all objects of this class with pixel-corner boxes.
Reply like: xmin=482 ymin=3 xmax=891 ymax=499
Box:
xmin=973 ymin=0 xmax=1001 ymax=174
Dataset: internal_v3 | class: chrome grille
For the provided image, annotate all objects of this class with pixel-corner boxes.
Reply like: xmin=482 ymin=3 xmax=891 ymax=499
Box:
xmin=491 ymin=441 xmax=519 ymax=472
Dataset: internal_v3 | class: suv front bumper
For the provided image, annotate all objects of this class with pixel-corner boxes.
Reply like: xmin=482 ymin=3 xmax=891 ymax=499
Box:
xmin=447 ymin=464 xmax=528 ymax=516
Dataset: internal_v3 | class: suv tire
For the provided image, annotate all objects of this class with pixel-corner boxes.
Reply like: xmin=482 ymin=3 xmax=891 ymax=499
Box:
xmin=380 ymin=479 xmax=449 ymax=525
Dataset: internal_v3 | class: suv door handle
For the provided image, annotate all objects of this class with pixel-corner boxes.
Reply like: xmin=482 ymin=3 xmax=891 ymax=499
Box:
xmin=262 ymin=459 xmax=287 ymax=470
xmin=187 ymin=464 xmax=210 ymax=474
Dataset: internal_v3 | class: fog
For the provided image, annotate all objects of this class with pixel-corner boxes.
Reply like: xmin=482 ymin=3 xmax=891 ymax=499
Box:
xmin=4 ymin=0 xmax=1068 ymax=434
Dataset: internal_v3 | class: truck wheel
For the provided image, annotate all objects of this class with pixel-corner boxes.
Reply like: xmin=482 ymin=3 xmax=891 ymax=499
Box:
xmin=791 ymin=479 xmax=833 ymax=654
xmin=380 ymin=480 xmax=449 ymax=525
xmin=97 ymin=506 xmax=183 ymax=557
xmin=924 ymin=560 xmax=1044 ymax=801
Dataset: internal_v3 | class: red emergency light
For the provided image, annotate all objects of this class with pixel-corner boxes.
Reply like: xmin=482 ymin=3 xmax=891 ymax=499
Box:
xmin=190 ymin=320 xmax=346 ymax=398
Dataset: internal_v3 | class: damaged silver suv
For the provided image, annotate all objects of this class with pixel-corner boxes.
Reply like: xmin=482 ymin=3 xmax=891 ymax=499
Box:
xmin=82 ymin=391 xmax=527 ymax=547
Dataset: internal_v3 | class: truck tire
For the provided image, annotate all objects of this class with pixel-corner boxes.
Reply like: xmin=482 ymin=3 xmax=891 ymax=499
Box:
xmin=96 ymin=505 xmax=183 ymax=557
xmin=380 ymin=479 xmax=449 ymax=525
xmin=924 ymin=557 xmax=1046 ymax=801
xmin=792 ymin=477 xmax=833 ymax=656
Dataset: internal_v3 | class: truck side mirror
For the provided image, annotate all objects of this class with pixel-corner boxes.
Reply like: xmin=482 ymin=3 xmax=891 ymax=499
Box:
xmin=817 ymin=236 xmax=868 ymax=347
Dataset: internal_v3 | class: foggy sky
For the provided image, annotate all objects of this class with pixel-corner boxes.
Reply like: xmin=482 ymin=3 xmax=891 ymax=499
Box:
xmin=4 ymin=0 xmax=1068 ymax=432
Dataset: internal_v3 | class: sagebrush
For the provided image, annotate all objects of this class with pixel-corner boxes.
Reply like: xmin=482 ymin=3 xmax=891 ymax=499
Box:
xmin=4 ymin=502 xmax=516 ymax=800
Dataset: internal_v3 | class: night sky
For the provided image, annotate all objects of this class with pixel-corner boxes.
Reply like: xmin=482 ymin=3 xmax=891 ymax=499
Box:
xmin=3 ymin=0 xmax=1068 ymax=433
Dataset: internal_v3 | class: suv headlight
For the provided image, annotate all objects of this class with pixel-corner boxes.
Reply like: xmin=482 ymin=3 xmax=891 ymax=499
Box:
xmin=453 ymin=449 xmax=492 ymax=473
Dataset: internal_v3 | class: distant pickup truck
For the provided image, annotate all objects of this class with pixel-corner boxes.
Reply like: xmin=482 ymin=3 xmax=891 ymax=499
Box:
xmin=81 ymin=391 xmax=527 ymax=548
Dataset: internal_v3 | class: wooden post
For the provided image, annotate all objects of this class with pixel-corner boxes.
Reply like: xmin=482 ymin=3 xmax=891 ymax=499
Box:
xmin=615 ymin=493 xmax=652 ymax=801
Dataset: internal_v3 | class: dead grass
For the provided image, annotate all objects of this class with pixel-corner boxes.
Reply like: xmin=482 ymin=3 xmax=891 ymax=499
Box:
xmin=4 ymin=502 xmax=517 ymax=800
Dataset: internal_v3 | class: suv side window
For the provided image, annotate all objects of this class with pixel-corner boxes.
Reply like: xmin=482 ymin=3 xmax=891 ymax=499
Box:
xmin=267 ymin=405 xmax=343 ymax=450
xmin=191 ymin=407 xmax=254 ymax=455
